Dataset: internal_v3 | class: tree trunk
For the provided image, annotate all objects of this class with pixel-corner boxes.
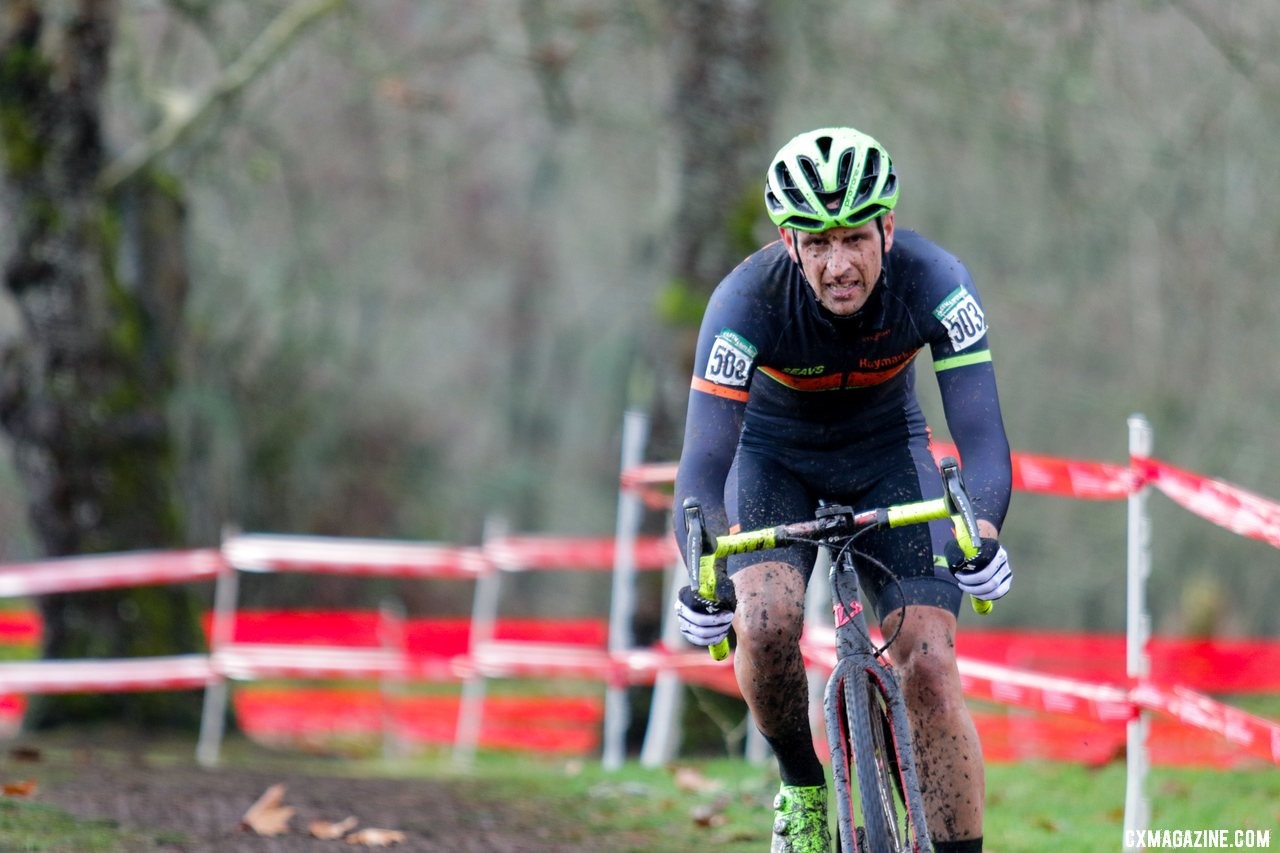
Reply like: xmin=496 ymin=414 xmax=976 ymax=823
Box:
xmin=0 ymin=1 xmax=200 ymax=727
xmin=650 ymin=0 xmax=777 ymax=461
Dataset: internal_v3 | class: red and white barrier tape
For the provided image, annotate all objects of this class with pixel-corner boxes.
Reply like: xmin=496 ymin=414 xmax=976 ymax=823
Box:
xmin=1131 ymin=682 xmax=1280 ymax=766
xmin=957 ymin=658 xmax=1137 ymax=723
xmin=619 ymin=462 xmax=679 ymax=510
xmin=932 ymin=441 xmax=1136 ymax=500
xmin=0 ymin=549 xmax=224 ymax=598
xmin=483 ymin=535 xmax=676 ymax=572
xmin=1 ymin=628 xmax=1275 ymax=764
xmin=1136 ymin=456 xmax=1280 ymax=549
xmin=221 ymin=533 xmax=678 ymax=578
xmin=621 ymin=445 xmax=1139 ymax=505
xmin=213 ymin=643 xmax=402 ymax=680
xmin=223 ymin=534 xmax=489 ymax=579
xmin=0 ymin=655 xmax=213 ymax=694
xmin=622 ymin=445 xmax=1280 ymax=535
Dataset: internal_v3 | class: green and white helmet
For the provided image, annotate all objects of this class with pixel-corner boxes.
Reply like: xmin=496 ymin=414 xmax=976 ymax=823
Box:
xmin=764 ymin=127 xmax=899 ymax=232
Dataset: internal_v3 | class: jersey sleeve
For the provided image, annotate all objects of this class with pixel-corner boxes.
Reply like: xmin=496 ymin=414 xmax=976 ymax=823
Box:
xmin=935 ymin=358 xmax=1012 ymax=528
xmin=926 ymin=267 xmax=1013 ymax=529
xmin=672 ymin=279 xmax=765 ymax=564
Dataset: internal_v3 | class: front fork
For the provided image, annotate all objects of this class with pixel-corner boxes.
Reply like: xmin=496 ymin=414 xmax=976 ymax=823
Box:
xmin=825 ymin=559 xmax=930 ymax=852
xmin=824 ymin=656 xmax=931 ymax=853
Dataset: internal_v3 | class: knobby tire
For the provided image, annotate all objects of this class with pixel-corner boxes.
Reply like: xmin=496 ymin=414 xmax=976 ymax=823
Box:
xmin=845 ymin=660 xmax=930 ymax=852
xmin=826 ymin=664 xmax=857 ymax=853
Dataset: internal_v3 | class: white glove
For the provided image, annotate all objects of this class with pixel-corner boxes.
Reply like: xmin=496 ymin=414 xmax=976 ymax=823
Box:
xmin=675 ymin=586 xmax=735 ymax=647
xmin=946 ymin=539 xmax=1012 ymax=601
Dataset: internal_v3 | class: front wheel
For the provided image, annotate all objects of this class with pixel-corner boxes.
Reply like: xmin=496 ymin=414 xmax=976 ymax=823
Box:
xmin=844 ymin=661 xmax=930 ymax=852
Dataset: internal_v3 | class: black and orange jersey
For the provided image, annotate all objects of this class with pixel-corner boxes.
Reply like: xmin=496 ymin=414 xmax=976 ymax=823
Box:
xmin=674 ymin=229 xmax=1012 ymax=552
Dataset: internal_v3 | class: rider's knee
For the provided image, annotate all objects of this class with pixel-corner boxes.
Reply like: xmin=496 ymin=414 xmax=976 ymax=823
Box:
xmin=732 ymin=561 xmax=807 ymax=653
xmin=896 ymin=643 xmax=965 ymax=713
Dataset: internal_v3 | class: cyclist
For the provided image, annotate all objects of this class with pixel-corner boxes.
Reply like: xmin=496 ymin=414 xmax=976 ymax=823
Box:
xmin=672 ymin=126 xmax=1013 ymax=853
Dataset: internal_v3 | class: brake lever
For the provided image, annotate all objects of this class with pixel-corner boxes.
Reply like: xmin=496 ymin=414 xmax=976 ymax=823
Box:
xmin=682 ymin=498 xmax=731 ymax=660
xmin=938 ymin=457 xmax=993 ymax=615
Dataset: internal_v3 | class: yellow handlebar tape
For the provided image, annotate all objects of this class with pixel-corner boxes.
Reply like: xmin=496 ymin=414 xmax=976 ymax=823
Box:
xmin=950 ymin=511 xmax=995 ymax=616
xmin=698 ymin=555 xmax=732 ymax=660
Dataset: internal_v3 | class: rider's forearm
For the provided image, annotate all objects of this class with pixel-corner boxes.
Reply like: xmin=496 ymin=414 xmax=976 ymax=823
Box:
xmin=672 ymin=391 xmax=744 ymax=561
xmin=937 ymin=362 xmax=1012 ymax=529
xmin=673 ymin=446 xmax=734 ymax=559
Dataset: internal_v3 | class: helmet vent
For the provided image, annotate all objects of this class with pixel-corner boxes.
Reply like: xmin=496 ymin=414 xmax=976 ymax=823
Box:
xmin=796 ymin=156 xmax=823 ymax=193
xmin=850 ymin=148 xmax=879 ymax=207
xmin=815 ymin=135 xmax=834 ymax=161
xmin=835 ymin=150 xmax=854 ymax=193
xmin=774 ymin=163 xmax=815 ymax=213
xmin=881 ymin=160 xmax=898 ymax=199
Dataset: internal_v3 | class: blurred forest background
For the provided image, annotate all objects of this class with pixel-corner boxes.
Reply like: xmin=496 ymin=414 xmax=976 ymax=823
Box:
xmin=1 ymin=0 xmax=1278 ymax=724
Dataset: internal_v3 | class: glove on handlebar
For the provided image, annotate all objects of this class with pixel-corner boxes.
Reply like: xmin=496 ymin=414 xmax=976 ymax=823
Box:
xmin=944 ymin=538 xmax=1012 ymax=601
xmin=675 ymin=585 xmax=735 ymax=647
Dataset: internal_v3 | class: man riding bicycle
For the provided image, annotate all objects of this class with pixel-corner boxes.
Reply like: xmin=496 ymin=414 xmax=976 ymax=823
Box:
xmin=672 ymin=126 xmax=1013 ymax=853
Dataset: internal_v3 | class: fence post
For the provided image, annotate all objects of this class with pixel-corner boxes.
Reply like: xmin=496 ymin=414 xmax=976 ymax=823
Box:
xmin=196 ymin=530 xmax=241 ymax=767
xmin=378 ymin=597 xmax=408 ymax=761
xmin=604 ymin=409 xmax=649 ymax=770
xmin=453 ymin=515 xmax=506 ymax=768
xmin=1124 ymin=414 xmax=1153 ymax=845
xmin=639 ymin=539 xmax=686 ymax=767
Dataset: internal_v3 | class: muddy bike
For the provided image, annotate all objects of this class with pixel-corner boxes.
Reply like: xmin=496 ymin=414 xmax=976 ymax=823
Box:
xmin=682 ymin=457 xmax=989 ymax=853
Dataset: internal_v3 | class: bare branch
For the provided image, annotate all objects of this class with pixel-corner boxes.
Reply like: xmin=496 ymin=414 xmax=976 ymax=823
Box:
xmin=98 ymin=0 xmax=349 ymax=193
xmin=1168 ymin=0 xmax=1280 ymax=100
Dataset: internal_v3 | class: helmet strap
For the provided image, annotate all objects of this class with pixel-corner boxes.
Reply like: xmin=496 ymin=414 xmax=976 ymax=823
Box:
xmin=787 ymin=228 xmax=803 ymax=268
xmin=873 ymin=215 xmax=892 ymax=293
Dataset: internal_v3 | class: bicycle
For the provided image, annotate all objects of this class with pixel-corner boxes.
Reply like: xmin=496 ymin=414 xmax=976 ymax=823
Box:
xmin=682 ymin=456 xmax=989 ymax=853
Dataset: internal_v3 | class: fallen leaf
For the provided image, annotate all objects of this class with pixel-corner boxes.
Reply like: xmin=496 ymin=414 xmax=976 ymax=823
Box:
xmin=691 ymin=805 xmax=727 ymax=828
xmin=345 ymin=827 xmax=407 ymax=847
xmin=672 ymin=765 xmax=722 ymax=794
xmin=1033 ymin=815 xmax=1061 ymax=833
xmin=2 ymin=779 xmax=37 ymax=797
xmin=310 ymin=816 xmax=359 ymax=840
xmin=8 ymin=747 xmax=41 ymax=763
xmin=690 ymin=794 xmax=731 ymax=828
xmin=239 ymin=783 xmax=295 ymax=837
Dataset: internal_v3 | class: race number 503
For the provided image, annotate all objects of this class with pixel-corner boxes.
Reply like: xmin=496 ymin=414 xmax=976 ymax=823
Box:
xmin=933 ymin=287 xmax=987 ymax=352
xmin=705 ymin=330 xmax=757 ymax=388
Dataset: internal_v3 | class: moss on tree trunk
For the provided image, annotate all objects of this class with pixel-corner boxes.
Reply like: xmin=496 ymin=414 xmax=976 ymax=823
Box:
xmin=1 ymin=2 xmax=202 ymax=728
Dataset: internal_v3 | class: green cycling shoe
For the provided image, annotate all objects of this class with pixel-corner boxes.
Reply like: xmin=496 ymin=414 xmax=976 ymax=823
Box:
xmin=771 ymin=783 xmax=831 ymax=853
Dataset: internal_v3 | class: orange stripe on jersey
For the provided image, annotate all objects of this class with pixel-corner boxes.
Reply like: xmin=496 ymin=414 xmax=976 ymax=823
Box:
xmin=757 ymin=366 xmax=843 ymax=391
xmin=690 ymin=377 xmax=750 ymax=402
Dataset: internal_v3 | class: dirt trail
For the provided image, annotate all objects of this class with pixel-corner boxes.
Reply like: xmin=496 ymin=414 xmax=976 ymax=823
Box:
xmin=5 ymin=741 xmax=610 ymax=852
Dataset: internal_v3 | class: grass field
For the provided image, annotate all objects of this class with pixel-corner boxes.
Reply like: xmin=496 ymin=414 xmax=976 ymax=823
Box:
xmin=480 ymin=756 xmax=1280 ymax=852
xmin=1 ymin=732 xmax=1277 ymax=852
